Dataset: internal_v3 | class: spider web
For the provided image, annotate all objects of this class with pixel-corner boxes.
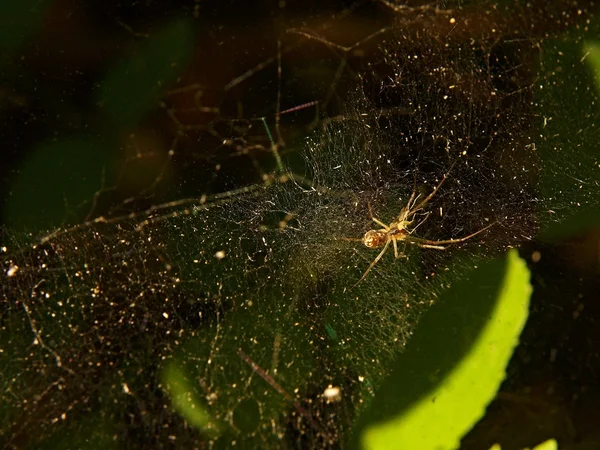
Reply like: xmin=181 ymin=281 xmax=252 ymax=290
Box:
xmin=2 ymin=1 xmax=600 ymax=448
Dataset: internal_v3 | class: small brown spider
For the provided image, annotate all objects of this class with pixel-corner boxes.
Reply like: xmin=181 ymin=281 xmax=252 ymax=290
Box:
xmin=353 ymin=164 xmax=494 ymax=286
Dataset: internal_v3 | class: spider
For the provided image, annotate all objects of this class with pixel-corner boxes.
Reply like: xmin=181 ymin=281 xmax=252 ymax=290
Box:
xmin=352 ymin=164 xmax=494 ymax=286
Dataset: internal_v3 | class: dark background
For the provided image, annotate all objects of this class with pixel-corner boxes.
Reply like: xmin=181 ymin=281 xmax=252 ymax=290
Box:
xmin=3 ymin=1 xmax=600 ymax=449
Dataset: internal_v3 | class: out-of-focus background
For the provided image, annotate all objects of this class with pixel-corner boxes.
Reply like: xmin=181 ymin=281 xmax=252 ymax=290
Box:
xmin=3 ymin=1 xmax=600 ymax=449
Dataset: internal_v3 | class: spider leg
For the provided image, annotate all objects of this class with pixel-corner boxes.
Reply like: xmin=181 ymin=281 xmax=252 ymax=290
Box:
xmin=404 ymin=174 xmax=419 ymax=210
xmin=409 ymin=160 xmax=458 ymax=215
xmin=367 ymin=202 xmax=390 ymax=229
xmin=407 ymin=212 xmax=431 ymax=235
xmin=398 ymin=193 xmax=422 ymax=225
xmin=353 ymin=239 xmax=391 ymax=288
xmin=397 ymin=176 xmax=422 ymax=224
xmin=393 ymin=239 xmax=399 ymax=258
xmin=407 ymin=172 xmax=421 ymax=211
xmin=412 ymin=242 xmax=447 ymax=250
xmin=406 ymin=222 xmax=494 ymax=246
xmin=394 ymin=240 xmax=408 ymax=258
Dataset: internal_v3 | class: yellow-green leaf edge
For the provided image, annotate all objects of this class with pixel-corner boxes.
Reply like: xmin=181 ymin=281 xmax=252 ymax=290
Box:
xmin=490 ymin=438 xmax=558 ymax=450
xmin=361 ymin=250 xmax=532 ymax=450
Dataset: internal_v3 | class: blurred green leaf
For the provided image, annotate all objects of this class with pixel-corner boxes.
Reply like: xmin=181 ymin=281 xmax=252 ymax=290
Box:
xmin=537 ymin=31 xmax=600 ymax=238
xmin=532 ymin=439 xmax=558 ymax=450
xmin=540 ymin=207 xmax=600 ymax=241
xmin=163 ymin=361 xmax=220 ymax=438
xmin=0 ymin=0 xmax=49 ymax=58
xmin=4 ymin=136 xmax=117 ymax=231
xmin=539 ymin=39 xmax=600 ymax=240
xmin=35 ymin=409 xmax=117 ymax=450
xmin=355 ymin=250 xmax=531 ymax=450
xmin=583 ymin=41 xmax=600 ymax=95
xmin=97 ymin=19 xmax=194 ymax=126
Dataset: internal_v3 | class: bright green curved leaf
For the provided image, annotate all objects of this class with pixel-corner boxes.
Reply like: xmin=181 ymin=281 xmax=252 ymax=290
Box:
xmin=532 ymin=439 xmax=558 ymax=450
xmin=489 ymin=438 xmax=558 ymax=450
xmin=358 ymin=250 xmax=531 ymax=450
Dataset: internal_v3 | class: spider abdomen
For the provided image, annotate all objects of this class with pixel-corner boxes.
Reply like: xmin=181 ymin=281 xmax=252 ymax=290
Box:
xmin=363 ymin=230 xmax=388 ymax=248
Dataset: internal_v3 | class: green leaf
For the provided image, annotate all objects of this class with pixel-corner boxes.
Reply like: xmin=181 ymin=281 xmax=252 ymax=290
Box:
xmin=356 ymin=250 xmax=532 ymax=450
xmin=536 ymin=35 xmax=600 ymax=237
xmin=97 ymin=19 xmax=194 ymax=126
xmin=0 ymin=0 xmax=49 ymax=58
xmin=163 ymin=361 xmax=220 ymax=438
xmin=583 ymin=41 xmax=600 ymax=96
xmin=532 ymin=439 xmax=558 ymax=450
xmin=4 ymin=136 xmax=117 ymax=231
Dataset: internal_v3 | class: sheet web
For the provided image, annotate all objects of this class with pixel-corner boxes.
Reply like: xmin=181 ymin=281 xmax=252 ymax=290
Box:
xmin=2 ymin=1 xmax=600 ymax=448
